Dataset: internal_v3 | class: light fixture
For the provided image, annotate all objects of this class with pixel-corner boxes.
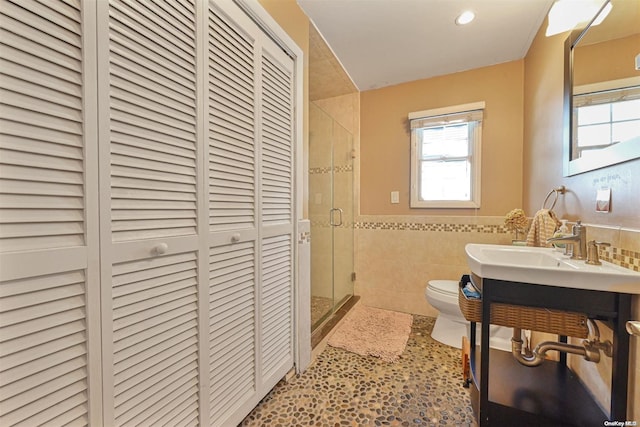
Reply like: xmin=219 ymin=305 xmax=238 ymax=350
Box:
xmin=546 ymin=0 xmax=612 ymax=37
xmin=455 ymin=10 xmax=475 ymax=25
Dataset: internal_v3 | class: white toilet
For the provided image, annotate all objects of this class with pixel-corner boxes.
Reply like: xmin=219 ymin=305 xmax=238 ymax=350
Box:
xmin=425 ymin=279 xmax=512 ymax=351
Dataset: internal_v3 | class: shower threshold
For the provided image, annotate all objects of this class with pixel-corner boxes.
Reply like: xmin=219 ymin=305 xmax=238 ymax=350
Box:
xmin=311 ymin=294 xmax=359 ymax=349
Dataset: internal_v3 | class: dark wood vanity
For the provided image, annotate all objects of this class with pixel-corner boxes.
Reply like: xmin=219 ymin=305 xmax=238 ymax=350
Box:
xmin=465 ymin=275 xmax=632 ymax=426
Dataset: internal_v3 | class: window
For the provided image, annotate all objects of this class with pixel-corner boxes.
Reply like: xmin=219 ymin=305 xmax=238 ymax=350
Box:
xmin=573 ymin=85 xmax=640 ymax=159
xmin=409 ymin=102 xmax=484 ymax=208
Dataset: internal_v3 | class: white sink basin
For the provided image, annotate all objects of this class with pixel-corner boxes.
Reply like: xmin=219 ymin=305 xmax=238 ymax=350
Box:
xmin=465 ymin=244 xmax=640 ymax=294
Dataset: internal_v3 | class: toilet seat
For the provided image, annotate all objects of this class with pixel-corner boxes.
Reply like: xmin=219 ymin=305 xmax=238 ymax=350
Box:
xmin=427 ymin=280 xmax=458 ymax=295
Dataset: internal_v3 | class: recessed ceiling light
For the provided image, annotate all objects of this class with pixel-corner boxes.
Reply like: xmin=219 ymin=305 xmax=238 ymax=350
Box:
xmin=455 ymin=10 xmax=475 ymax=25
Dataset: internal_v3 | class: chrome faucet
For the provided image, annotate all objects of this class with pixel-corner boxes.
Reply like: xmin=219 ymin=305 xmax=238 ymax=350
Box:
xmin=547 ymin=220 xmax=587 ymax=260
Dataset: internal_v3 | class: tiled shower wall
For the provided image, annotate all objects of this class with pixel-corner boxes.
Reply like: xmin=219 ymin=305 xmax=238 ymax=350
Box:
xmin=355 ymin=215 xmax=640 ymax=317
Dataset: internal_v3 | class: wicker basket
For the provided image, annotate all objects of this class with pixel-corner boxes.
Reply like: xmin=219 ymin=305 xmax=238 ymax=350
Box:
xmin=458 ymin=280 xmax=589 ymax=339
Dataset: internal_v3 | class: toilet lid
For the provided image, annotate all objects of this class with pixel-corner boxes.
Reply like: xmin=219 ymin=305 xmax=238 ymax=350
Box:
xmin=428 ymin=280 xmax=458 ymax=294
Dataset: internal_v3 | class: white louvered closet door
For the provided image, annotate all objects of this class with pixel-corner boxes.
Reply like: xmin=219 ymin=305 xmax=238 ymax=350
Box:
xmin=1 ymin=0 xmax=300 ymax=424
xmin=207 ymin=1 xmax=296 ymax=426
xmin=0 ymin=1 xmax=101 ymax=426
xmin=97 ymin=0 xmax=202 ymax=425
xmin=208 ymin=2 xmax=258 ymax=426
xmin=259 ymin=39 xmax=295 ymax=390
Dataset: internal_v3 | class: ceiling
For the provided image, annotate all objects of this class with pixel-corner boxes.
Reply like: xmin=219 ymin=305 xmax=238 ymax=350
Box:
xmin=298 ymin=0 xmax=555 ymax=91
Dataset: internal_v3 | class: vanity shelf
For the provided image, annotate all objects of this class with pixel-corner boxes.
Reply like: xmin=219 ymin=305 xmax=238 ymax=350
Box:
xmin=465 ymin=275 xmax=632 ymax=426
xmin=469 ymin=344 xmax=607 ymax=426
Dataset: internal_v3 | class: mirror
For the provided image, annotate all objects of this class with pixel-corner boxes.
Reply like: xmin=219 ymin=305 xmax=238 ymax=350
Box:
xmin=564 ymin=0 xmax=640 ymax=176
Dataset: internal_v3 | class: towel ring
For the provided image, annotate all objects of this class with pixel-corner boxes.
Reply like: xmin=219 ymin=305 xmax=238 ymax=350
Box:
xmin=542 ymin=186 xmax=566 ymax=210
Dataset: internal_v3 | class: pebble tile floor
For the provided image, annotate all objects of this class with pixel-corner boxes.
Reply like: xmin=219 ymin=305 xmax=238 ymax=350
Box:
xmin=240 ymin=315 xmax=477 ymax=426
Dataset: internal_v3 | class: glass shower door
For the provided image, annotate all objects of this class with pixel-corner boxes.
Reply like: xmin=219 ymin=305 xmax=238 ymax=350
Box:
xmin=309 ymin=104 xmax=334 ymax=329
xmin=331 ymin=121 xmax=354 ymax=311
xmin=309 ymin=103 xmax=354 ymax=332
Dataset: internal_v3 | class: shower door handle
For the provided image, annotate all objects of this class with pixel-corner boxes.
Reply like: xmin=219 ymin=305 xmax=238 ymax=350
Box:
xmin=329 ymin=208 xmax=343 ymax=227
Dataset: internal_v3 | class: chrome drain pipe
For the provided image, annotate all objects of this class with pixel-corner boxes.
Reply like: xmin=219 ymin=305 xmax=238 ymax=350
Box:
xmin=511 ymin=320 xmax=610 ymax=367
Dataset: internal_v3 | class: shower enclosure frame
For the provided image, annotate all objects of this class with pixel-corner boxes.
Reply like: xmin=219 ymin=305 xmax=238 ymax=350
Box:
xmin=309 ymin=102 xmax=356 ymax=335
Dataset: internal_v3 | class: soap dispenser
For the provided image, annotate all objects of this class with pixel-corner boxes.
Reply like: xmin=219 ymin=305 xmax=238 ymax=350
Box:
xmin=558 ymin=219 xmax=569 ymax=235
xmin=552 ymin=219 xmax=570 ymax=252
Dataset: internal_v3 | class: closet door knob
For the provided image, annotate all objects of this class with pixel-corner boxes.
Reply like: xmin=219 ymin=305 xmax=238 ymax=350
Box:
xmin=152 ymin=243 xmax=169 ymax=255
xmin=231 ymin=233 xmax=240 ymax=243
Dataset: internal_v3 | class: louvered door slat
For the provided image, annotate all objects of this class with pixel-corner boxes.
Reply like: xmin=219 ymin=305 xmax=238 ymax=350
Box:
xmin=108 ymin=0 xmax=197 ymax=241
xmin=149 ymin=0 xmax=195 ymax=27
xmin=0 ymin=90 xmax=82 ymax=128
xmin=164 ymin=403 xmax=198 ymax=427
xmin=209 ymin=240 xmax=255 ymax=423
xmin=0 ymin=0 xmax=85 ymax=254
xmin=1 ymin=44 xmax=81 ymax=85
xmin=0 ymin=268 xmax=88 ymax=427
xmin=111 ymin=133 xmax=196 ymax=160
xmin=111 ymin=209 xmax=195 ymax=222
xmin=114 ymin=332 xmax=196 ymax=392
xmin=114 ymin=342 xmax=196 ymax=397
xmin=111 ymin=164 xmax=196 ymax=185
xmin=113 ymin=301 xmax=195 ymax=344
xmin=209 ymin=351 xmax=253 ymax=401
xmin=117 ymin=368 xmax=197 ymax=427
xmin=210 ymin=14 xmax=253 ymax=77
xmin=210 ymin=308 xmax=253 ymax=350
xmin=24 ymin=389 xmax=87 ymax=427
xmin=1 ymin=331 xmax=85 ymax=371
xmin=112 ymin=251 xmax=198 ymax=425
xmin=208 ymin=122 xmax=253 ymax=153
xmin=109 ymin=0 xmax=194 ymax=54
xmin=209 ymin=6 xmax=256 ymax=232
xmin=261 ymin=53 xmax=293 ymax=226
xmin=1 ymin=27 xmax=81 ymax=69
xmin=209 ymin=154 xmax=253 ymax=176
xmin=2 ymin=0 xmax=81 ymax=42
xmin=111 ymin=95 xmax=196 ymax=131
xmin=109 ymin=61 xmax=193 ymax=108
xmin=2 ymin=381 xmax=87 ymax=427
xmin=261 ymin=234 xmax=292 ymax=378
xmin=115 ymin=354 xmax=196 ymax=412
xmin=108 ymin=27 xmax=194 ymax=84
xmin=16 ymin=0 xmax=80 ymax=24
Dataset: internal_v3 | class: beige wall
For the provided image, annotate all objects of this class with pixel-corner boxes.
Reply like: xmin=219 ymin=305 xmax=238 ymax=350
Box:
xmin=356 ymin=215 xmax=512 ymax=316
xmin=524 ymin=18 xmax=640 ymax=420
xmin=573 ymin=34 xmax=640 ymax=86
xmin=360 ymin=60 xmax=524 ymax=217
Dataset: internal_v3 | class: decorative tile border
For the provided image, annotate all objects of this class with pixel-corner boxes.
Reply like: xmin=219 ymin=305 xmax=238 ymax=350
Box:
xmin=310 ymin=220 xmax=354 ymax=229
xmin=309 ymin=164 xmax=353 ymax=175
xmin=601 ymin=247 xmax=640 ymax=272
xmin=353 ymin=219 xmax=640 ymax=273
xmin=309 ymin=166 xmax=332 ymax=175
xmin=355 ymin=221 xmax=508 ymax=234
xmin=298 ymin=231 xmax=311 ymax=244
xmin=333 ymin=164 xmax=353 ymax=173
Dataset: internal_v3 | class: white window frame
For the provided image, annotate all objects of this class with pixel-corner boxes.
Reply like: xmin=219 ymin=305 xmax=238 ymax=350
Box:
xmin=409 ymin=102 xmax=484 ymax=208
xmin=573 ymin=83 xmax=640 ymax=158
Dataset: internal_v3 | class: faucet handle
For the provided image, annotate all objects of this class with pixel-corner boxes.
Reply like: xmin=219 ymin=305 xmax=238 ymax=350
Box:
xmin=585 ymin=240 xmax=610 ymax=265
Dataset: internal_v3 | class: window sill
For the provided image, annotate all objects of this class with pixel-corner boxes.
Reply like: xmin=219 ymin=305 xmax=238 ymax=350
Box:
xmin=410 ymin=200 xmax=480 ymax=209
